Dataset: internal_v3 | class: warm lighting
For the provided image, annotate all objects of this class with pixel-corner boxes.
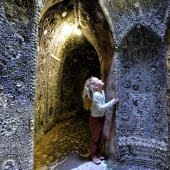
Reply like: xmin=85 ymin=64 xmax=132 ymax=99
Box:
xmin=74 ymin=25 xmax=81 ymax=35
xmin=61 ymin=23 xmax=81 ymax=36
xmin=73 ymin=0 xmax=81 ymax=35
xmin=62 ymin=23 xmax=74 ymax=36
xmin=54 ymin=22 xmax=82 ymax=57
xmin=44 ymin=29 xmax=47 ymax=35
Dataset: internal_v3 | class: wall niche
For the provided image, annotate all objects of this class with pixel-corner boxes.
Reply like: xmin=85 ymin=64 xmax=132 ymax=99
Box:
xmin=116 ymin=25 xmax=168 ymax=169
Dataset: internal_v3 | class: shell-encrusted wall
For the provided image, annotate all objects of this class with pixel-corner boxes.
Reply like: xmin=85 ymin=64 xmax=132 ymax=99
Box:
xmin=116 ymin=26 xmax=168 ymax=169
xmin=1 ymin=0 xmax=170 ymax=169
xmin=80 ymin=0 xmax=115 ymax=81
xmin=100 ymin=0 xmax=170 ymax=169
xmin=0 ymin=0 xmax=37 ymax=169
xmin=99 ymin=0 xmax=170 ymax=48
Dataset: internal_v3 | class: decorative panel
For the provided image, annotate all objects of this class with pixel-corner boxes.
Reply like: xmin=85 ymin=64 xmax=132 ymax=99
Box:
xmin=99 ymin=0 xmax=170 ymax=47
xmin=116 ymin=26 xmax=168 ymax=169
xmin=35 ymin=2 xmax=70 ymax=143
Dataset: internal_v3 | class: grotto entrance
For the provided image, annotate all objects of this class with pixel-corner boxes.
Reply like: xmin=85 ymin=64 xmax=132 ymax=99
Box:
xmin=34 ymin=0 xmax=107 ymax=145
xmin=34 ymin=1 xmax=102 ymax=164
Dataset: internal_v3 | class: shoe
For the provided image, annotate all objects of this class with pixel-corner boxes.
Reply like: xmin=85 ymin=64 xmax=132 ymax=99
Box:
xmin=92 ymin=156 xmax=101 ymax=164
xmin=98 ymin=154 xmax=105 ymax=160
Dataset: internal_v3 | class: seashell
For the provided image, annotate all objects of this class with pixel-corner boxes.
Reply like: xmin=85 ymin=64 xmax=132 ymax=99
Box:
xmin=139 ymin=141 xmax=142 ymax=145
xmin=150 ymin=65 xmax=157 ymax=73
xmin=160 ymin=141 xmax=165 ymax=147
xmin=123 ymin=80 xmax=131 ymax=88
xmin=151 ymin=139 xmax=156 ymax=144
xmin=132 ymin=83 xmax=139 ymax=91
xmin=123 ymin=136 xmax=126 ymax=141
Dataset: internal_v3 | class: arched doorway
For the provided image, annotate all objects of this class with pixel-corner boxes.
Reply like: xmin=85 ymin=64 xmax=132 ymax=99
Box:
xmin=34 ymin=0 xmax=114 ymax=169
xmin=34 ymin=0 xmax=111 ymax=145
xmin=34 ymin=0 xmax=104 ymax=168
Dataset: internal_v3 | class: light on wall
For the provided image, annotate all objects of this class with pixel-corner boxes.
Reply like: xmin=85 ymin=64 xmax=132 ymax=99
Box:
xmin=73 ymin=0 xmax=81 ymax=35
xmin=134 ymin=2 xmax=140 ymax=8
xmin=61 ymin=23 xmax=81 ymax=36
xmin=62 ymin=23 xmax=74 ymax=35
xmin=74 ymin=24 xmax=81 ymax=35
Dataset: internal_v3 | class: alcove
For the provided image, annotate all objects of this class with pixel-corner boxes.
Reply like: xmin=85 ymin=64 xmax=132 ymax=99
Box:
xmin=113 ymin=25 xmax=168 ymax=169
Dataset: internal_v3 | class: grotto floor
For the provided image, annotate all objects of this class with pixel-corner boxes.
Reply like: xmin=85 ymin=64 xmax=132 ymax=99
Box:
xmin=34 ymin=113 xmax=111 ymax=170
xmin=34 ymin=113 xmax=152 ymax=170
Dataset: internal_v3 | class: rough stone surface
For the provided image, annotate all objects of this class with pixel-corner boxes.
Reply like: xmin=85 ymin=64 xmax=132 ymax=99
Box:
xmin=0 ymin=0 xmax=170 ymax=169
xmin=0 ymin=0 xmax=37 ymax=169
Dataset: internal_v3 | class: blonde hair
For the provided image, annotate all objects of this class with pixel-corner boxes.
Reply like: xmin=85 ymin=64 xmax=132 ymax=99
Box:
xmin=82 ymin=76 xmax=95 ymax=110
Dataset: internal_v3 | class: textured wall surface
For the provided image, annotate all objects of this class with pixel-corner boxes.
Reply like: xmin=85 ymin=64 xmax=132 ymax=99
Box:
xmin=99 ymin=0 xmax=170 ymax=47
xmin=0 ymin=0 xmax=37 ymax=169
xmin=100 ymin=0 xmax=170 ymax=169
xmin=116 ymin=26 xmax=168 ymax=169
xmin=1 ymin=0 xmax=170 ymax=169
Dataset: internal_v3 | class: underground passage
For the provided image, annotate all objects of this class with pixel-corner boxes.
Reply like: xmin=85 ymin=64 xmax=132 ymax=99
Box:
xmin=0 ymin=0 xmax=170 ymax=170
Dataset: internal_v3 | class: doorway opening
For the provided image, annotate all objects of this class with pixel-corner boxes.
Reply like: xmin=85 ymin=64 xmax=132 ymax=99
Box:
xmin=34 ymin=1 xmax=103 ymax=169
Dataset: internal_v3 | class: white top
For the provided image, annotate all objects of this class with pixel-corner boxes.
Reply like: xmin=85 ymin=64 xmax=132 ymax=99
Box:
xmin=90 ymin=90 xmax=115 ymax=117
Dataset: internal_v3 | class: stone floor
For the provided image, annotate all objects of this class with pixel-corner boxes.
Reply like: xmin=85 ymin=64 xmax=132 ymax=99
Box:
xmin=34 ymin=113 xmax=109 ymax=170
xmin=34 ymin=113 xmax=153 ymax=170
